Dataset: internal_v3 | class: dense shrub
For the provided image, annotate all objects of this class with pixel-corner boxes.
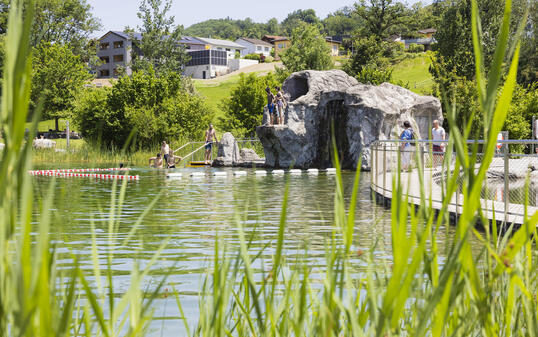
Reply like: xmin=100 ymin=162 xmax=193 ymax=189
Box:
xmin=280 ymin=23 xmax=333 ymax=72
xmin=264 ymin=55 xmax=274 ymax=63
xmin=219 ymin=73 xmax=280 ymax=137
xmin=355 ymin=66 xmax=393 ymax=85
xmin=407 ymin=43 xmax=425 ymax=53
xmin=244 ymin=53 xmax=261 ymax=61
xmin=73 ymin=69 xmax=213 ymax=148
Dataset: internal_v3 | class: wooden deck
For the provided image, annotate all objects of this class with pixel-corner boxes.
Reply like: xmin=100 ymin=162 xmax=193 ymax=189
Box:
xmin=371 ymin=168 xmax=536 ymax=226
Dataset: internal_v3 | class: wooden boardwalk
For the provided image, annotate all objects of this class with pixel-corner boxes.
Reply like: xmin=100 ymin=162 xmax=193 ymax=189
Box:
xmin=371 ymin=168 xmax=536 ymax=226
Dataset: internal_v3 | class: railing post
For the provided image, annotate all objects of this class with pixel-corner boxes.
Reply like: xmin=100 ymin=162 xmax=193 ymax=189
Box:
xmin=504 ymin=142 xmax=509 ymax=225
xmin=371 ymin=144 xmax=374 ymax=188
xmin=383 ymin=144 xmax=387 ymax=194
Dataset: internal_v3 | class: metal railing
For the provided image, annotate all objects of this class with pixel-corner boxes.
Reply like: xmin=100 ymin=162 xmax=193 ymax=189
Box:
xmin=173 ymin=138 xmax=262 ymax=166
xmin=370 ymin=139 xmax=538 ymax=225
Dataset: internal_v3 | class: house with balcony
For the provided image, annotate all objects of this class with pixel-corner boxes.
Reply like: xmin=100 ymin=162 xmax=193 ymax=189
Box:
xmin=234 ymin=37 xmax=273 ymax=57
xmin=97 ymin=31 xmax=139 ymax=78
xmin=262 ymin=35 xmax=291 ymax=60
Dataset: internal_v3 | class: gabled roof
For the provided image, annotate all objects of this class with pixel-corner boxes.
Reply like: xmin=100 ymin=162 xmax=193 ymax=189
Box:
xmin=325 ymin=37 xmax=342 ymax=44
xmin=99 ymin=31 xmax=207 ymax=46
xmin=195 ymin=37 xmax=245 ymax=49
xmin=110 ymin=31 xmax=142 ymax=40
xmin=418 ymin=28 xmax=437 ymax=34
xmin=236 ymin=37 xmax=273 ymax=47
xmin=179 ymin=36 xmax=206 ymax=45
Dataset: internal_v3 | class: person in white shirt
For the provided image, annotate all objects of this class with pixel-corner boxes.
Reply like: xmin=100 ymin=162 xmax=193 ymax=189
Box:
xmin=431 ymin=120 xmax=446 ymax=167
xmin=161 ymin=141 xmax=170 ymax=167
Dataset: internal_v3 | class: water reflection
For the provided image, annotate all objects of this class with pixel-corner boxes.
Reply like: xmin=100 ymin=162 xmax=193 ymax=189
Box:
xmin=32 ymin=165 xmax=464 ymax=335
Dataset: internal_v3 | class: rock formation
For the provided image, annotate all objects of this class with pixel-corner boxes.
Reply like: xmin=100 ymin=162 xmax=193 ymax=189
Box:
xmin=213 ymin=132 xmax=265 ymax=167
xmin=256 ymin=70 xmax=443 ymax=170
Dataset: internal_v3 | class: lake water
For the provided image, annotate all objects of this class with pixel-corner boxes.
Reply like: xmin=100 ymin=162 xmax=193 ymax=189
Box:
xmin=32 ymin=165 xmax=460 ymax=335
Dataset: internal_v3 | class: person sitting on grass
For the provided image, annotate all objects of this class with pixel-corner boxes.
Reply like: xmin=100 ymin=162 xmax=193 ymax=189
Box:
xmin=167 ymin=148 xmax=182 ymax=169
xmin=149 ymin=153 xmax=163 ymax=168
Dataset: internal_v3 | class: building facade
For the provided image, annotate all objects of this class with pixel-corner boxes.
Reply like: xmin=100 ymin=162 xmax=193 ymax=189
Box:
xmin=96 ymin=31 xmax=139 ymax=78
xmin=234 ymin=38 xmax=273 ymax=57
xmin=262 ymin=35 xmax=291 ymax=60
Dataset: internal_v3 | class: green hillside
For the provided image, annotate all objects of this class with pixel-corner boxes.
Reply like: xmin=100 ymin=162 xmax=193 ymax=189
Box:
xmin=391 ymin=52 xmax=434 ymax=95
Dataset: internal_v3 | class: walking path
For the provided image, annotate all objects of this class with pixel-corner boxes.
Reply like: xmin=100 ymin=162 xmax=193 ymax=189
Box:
xmin=371 ymin=167 xmax=536 ymax=226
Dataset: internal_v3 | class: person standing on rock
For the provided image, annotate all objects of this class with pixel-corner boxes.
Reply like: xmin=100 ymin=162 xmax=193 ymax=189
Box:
xmin=204 ymin=124 xmax=218 ymax=165
xmin=275 ymin=86 xmax=286 ymax=125
xmin=399 ymin=121 xmax=416 ymax=171
xmin=265 ymin=87 xmax=276 ymax=125
xmin=431 ymin=120 xmax=445 ymax=167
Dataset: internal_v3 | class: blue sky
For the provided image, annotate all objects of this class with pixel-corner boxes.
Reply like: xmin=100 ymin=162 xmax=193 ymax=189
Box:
xmin=89 ymin=0 xmax=362 ymax=37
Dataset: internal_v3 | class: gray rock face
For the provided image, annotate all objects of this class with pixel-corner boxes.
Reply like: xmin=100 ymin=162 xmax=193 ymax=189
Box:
xmin=256 ymin=70 xmax=442 ymax=170
xmin=216 ymin=132 xmax=240 ymax=165
xmin=240 ymin=148 xmax=261 ymax=161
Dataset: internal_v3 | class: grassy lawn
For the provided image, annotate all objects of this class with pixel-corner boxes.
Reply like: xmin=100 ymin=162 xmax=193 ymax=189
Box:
xmin=194 ymin=75 xmax=243 ymax=123
xmin=391 ymin=52 xmax=434 ymax=95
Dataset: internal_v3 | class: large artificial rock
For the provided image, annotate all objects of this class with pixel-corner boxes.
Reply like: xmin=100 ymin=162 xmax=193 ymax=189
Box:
xmin=216 ymin=132 xmax=240 ymax=165
xmin=256 ymin=70 xmax=442 ymax=170
xmin=240 ymin=148 xmax=261 ymax=161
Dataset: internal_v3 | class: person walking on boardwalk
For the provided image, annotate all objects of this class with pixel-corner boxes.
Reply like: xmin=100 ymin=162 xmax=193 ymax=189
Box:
xmin=399 ymin=121 xmax=416 ymax=171
xmin=265 ymin=86 xmax=276 ymax=125
xmin=204 ymin=124 xmax=218 ymax=165
xmin=431 ymin=120 xmax=445 ymax=167
xmin=161 ymin=141 xmax=170 ymax=167
xmin=149 ymin=153 xmax=163 ymax=168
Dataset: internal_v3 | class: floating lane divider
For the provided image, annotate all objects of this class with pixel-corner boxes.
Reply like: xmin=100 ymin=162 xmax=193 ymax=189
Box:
xmin=233 ymin=171 xmax=247 ymax=176
xmin=213 ymin=172 xmax=227 ymax=177
xmin=289 ymin=169 xmax=302 ymax=175
xmin=271 ymin=170 xmax=285 ymax=175
xmin=29 ymin=168 xmax=130 ymax=175
xmin=29 ymin=171 xmax=139 ymax=180
xmin=255 ymin=170 xmax=267 ymax=176
xmin=307 ymin=168 xmax=319 ymax=175
xmin=326 ymin=168 xmax=337 ymax=174
xmin=166 ymin=173 xmax=182 ymax=178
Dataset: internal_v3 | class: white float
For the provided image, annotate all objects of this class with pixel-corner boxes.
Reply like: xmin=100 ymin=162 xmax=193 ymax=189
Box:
xmin=166 ymin=173 xmax=182 ymax=178
xmin=233 ymin=171 xmax=247 ymax=176
xmin=271 ymin=169 xmax=285 ymax=175
xmin=289 ymin=169 xmax=302 ymax=174
xmin=213 ymin=172 xmax=227 ymax=177
xmin=326 ymin=168 xmax=337 ymax=174
xmin=190 ymin=172 xmax=205 ymax=177
xmin=255 ymin=170 xmax=267 ymax=176
xmin=307 ymin=169 xmax=319 ymax=175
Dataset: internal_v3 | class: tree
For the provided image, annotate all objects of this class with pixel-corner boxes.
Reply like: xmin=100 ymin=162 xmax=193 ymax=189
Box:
xmin=0 ymin=0 xmax=100 ymax=56
xmin=220 ymin=73 xmax=280 ymax=137
xmin=354 ymin=0 xmax=406 ymax=39
xmin=131 ymin=0 xmax=189 ymax=74
xmin=74 ymin=69 xmax=213 ymax=148
xmin=31 ymin=43 xmax=93 ymax=131
xmin=323 ymin=7 xmax=364 ymax=36
xmin=280 ymin=24 xmax=333 ymax=73
xmin=282 ymin=9 xmax=321 ymax=35
xmin=518 ymin=0 xmax=538 ymax=86
xmin=342 ymin=36 xmax=397 ymax=84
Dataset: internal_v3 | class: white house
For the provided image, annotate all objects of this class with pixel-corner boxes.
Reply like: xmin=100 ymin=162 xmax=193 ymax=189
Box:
xmin=234 ymin=38 xmax=273 ymax=57
xmin=195 ymin=37 xmax=246 ymax=59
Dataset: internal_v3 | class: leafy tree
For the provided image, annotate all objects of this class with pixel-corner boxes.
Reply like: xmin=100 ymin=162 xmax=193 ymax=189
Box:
xmin=282 ymin=9 xmax=321 ymax=35
xmin=0 ymin=0 xmax=100 ymax=56
xmin=518 ymin=0 xmax=538 ymax=86
xmin=265 ymin=18 xmax=281 ymax=35
xmin=31 ymin=43 xmax=93 ymax=131
xmin=73 ymin=69 xmax=213 ymax=148
xmin=342 ymin=36 xmax=397 ymax=84
xmin=354 ymin=0 xmax=406 ymax=39
xmin=280 ymin=24 xmax=333 ymax=73
xmin=219 ymin=73 xmax=280 ymax=137
xmin=131 ymin=0 xmax=189 ymax=74
xmin=323 ymin=7 xmax=364 ymax=36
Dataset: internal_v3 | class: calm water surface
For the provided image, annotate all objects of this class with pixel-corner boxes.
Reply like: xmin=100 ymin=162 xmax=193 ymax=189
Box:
xmin=32 ymin=164 xmax=461 ymax=335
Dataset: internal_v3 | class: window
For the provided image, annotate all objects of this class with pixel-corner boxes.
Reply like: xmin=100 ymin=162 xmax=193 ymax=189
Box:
xmin=99 ymin=69 xmax=110 ymax=77
xmin=226 ymin=48 xmax=230 ymax=51
xmin=217 ymin=47 xmax=222 ymax=50
xmin=235 ymin=49 xmax=240 ymax=53
xmin=256 ymin=45 xmax=262 ymax=51
xmin=113 ymin=54 xmax=124 ymax=62
xmin=264 ymin=47 xmax=269 ymax=52
xmin=100 ymin=42 xmax=109 ymax=50
xmin=113 ymin=41 xmax=124 ymax=49
xmin=100 ymin=56 xmax=110 ymax=64
xmin=278 ymin=43 xmax=284 ymax=49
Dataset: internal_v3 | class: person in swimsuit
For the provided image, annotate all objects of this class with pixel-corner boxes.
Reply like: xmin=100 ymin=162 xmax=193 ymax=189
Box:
xmin=265 ymin=86 xmax=276 ymax=125
xmin=149 ymin=153 xmax=163 ymax=168
xmin=204 ymin=124 xmax=218 ymax=165
xmin=274 ymin=86 xmax=286 ymax=125
xmin=161 ymin=141 xmax=170 ymax=167
xmin=167 ymin=148 xmax=182 ymax=168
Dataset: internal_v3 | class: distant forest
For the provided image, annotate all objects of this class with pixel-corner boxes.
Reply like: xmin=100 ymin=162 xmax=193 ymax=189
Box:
xmin=183 ymin=2 xmax=443 ymax=40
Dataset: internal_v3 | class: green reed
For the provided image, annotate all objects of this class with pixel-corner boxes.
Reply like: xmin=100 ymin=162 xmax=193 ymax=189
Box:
xmin=1 ymin=0 xmax=537 ymax=336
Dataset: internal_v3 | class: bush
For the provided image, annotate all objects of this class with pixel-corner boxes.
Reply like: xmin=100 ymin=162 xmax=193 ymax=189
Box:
xmin=219 ymin=72 xmax=280 ymax=137
xmin=407 ymin=43 xmax=425 ymax=53
xmin=73 ymin=69 xmax=213 ymax=148
xmin=244 ymin=53 xmax=261 ymax=61
xmin=264 ymin=55 xmax=274 ymax=63
xmin=280 ymin=23 xmax=333 ymax=72
xmin=355 ymin=66 xmax=393 ymax=85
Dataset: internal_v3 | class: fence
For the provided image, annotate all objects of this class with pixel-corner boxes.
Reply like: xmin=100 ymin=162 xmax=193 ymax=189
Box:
xmin=370 ymin=139 xmax=538 ymax=226
xmin=173 ymin=138 xmax=262 ymax=166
